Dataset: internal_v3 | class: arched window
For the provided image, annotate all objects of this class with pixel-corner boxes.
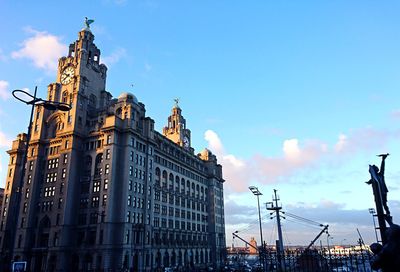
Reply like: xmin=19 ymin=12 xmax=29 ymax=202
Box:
xmin=175 ymin=176 xmax=180 ymax=191
xmin=162 ymin=170 xmax=167 ymax=188
xmin=181 ymin=178 xmax=185 ymax=188
xmin=155 ymin=167 xmax=161 ymax=184
xmin=169 ymin=173 xmax=174 ymax=190
xmin=62 ymin=91 xmax=68 ymax=103
xmin=38 ymin=216 xmax=51 ymax=247
xmin=89 ymin=94 xmax=97 ymax=108
xmin=116 ymin=107 xmax=122 ymax=116
xmin=84 ymin=156 xmax=92 ymax=176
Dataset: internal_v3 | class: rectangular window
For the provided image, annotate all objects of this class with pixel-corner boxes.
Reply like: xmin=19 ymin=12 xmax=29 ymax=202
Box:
xmin=93 ymin=181 xmax=100 ymax=192
xmin=91 ymin=196 xmax=99 ymax=208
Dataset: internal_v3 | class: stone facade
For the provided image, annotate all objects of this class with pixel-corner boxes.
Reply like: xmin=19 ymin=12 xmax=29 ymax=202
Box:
xmin=0 ymin=25 xmax=226 ymax=271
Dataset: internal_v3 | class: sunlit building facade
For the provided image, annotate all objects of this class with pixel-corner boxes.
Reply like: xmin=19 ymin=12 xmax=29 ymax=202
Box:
xmin=0 ymin=24 xmax=226 ymax=271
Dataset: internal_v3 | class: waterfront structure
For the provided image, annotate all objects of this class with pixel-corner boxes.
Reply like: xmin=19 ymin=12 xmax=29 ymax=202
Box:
xmin=249 ymin=237 xmax=257 ymax=255
xmin=0 ymin=23 xmax=226 ymax=271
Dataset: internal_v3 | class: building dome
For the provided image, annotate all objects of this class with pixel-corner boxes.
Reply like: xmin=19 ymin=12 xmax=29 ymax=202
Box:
xmin=118 ymin=92 xmax=139 ymax=104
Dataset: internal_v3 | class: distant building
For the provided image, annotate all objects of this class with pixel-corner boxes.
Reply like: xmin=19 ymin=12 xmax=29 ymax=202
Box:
xmin=249 ymin=237 xmax=258 ymax=255
xmin=0 ymin=23 xmax=226 ymax=271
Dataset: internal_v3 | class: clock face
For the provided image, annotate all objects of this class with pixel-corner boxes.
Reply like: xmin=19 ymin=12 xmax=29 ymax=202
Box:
xmin=61 ymin=66 xmax=75 ymax=85
xmin=183 ymin=136 xmax=190 ymax=148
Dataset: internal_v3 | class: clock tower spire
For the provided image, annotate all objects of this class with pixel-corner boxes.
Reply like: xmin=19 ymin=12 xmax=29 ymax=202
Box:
xmin=162 ymin=99 xmax=191 ymax=149
xmin=40 ymin=18 xmax=110 ymax=137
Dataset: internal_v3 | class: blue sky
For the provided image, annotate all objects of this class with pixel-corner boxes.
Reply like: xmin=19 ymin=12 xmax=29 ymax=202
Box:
xmin=1 ymin=0 xmax=400 ymax=246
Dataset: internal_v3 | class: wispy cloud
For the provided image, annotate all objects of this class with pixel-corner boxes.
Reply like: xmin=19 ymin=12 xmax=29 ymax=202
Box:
xmin=0 ymin=80 xmax=11 ymax=100
xmin=144 ymin=62 xmax=152 ymax=72
xmin=0 ymin=131 xmax=12 ymax=148
xmin=391 ymin=109 xmax=400 ymax=120
xmin=205 ymin=127 xmax=399 ymax=193
xmin=333 ymin=127 xmax=396 ymax=155
xmin=11 ymin=27 xmax=67 ymax=72
xmin=0 ymin=48 xmax=7 ymax=61
xmin=101 ymin=47 xmax=127 ymax=67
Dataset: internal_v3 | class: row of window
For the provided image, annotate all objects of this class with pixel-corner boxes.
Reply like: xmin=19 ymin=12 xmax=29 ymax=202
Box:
xmin=39 ymin=198 xmax=63 ymax=212
xmin=155 ymin=168 xmax=208 ymax=194
xmin=79 ymin=195 xmax=108 ymax=208
xmin=93 ymin=179 xmax=108 ymax=192
xmin=126 ymin=211 xmax=146 ymax=224
xmin=153 ymin=217 xmax=207 ymax=232
xmin=155 ymin=191 xmax=206 ymax=211
xmin=157 ymin=143 xmax=206 ymax=173
xmin=48 ymin=158 xmax=59 ymax=169
xmin=154 ymin=205 xmax=207 ymax=221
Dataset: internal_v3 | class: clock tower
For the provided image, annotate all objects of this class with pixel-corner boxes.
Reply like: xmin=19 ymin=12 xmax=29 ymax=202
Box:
xmin=36 ymin=22 xmax=109 ymax=138
xmin=162 ymin=99 xmax=191 ymax=149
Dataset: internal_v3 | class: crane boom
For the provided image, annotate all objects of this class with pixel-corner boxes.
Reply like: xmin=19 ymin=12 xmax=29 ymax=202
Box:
xmin=305 ymin=225 xmax=329 ymax=250
xmin=232 ymin=232 xmax=259 ymax=252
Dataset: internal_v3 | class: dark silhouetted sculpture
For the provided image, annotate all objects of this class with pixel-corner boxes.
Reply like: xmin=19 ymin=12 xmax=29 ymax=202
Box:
xmin=367 ymin=153 xmax=391 ymax=220
xmin=370 ymin=224 xmax=400 ymax=271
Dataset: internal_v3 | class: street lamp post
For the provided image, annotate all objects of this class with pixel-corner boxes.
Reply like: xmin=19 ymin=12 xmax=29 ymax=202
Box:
xmin=6 ymin=87 xmax=71 ymax=267
xmin=326 ymin=234 xmax=333 ymax=268
xmin=369 ymin=208 xmax=379 ymax=243
xmin=249 ymin=186 xmax=264 ymax=271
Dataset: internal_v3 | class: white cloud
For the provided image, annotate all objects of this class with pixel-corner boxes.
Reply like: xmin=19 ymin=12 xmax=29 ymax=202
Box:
xmin=333 ymin=127 xmax=395 ymax=155
xmin=0 ymin=131 xmax=12 ymax=148
xmin=283 ymin=139 xmax=301 ymax=160
xmin=0 ymin=80 xmax=11 ymax=100
xmin=205 ymin=127 xmax=399 ymax=193
xmin=11 ymin=27 xmax=67 ymax=72
xmin=335 ymin=133 xmax=347 ymax=152
xmin=101 ymin=47 xmax=127 ymax=67
xmin=204 ymin=130 xmax=224 ymax=155
xmin=205 ymin=130 xmax=328 ymax=192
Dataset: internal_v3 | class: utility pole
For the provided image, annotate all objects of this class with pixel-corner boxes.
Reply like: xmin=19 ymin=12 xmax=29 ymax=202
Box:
xmin=267 ymin=189 xmax=284 ymax=270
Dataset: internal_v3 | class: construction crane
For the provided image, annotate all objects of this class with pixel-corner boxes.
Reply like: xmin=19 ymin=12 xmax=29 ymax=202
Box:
xmin=232 ymin=231 xmax=259 ymax=252
xmin=305 ymin=224 xmax=329 ymax=251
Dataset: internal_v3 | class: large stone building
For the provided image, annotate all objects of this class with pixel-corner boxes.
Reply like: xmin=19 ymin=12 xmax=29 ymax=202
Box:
xmin=0 ymin=23 xmax=226 ymax=271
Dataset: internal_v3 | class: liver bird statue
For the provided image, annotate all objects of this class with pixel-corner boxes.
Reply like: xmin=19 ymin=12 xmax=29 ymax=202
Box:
xmin=84 ymin=17 xmax=95 ymax=29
